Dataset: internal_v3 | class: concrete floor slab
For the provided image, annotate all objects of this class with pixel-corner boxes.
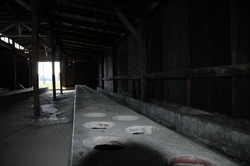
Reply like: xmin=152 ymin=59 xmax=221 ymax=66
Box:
xmin=0 ymin=90 xmax=74 ymax=166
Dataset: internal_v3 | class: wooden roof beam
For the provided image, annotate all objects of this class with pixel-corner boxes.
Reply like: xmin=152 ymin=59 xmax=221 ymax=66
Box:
xmin=0 ymin=23 xmax=15 ymax=33
xmin=14 ymin=0 xmax=31 ymax=11
xmin=114 ymin=7 xmax=144 ymax=45
xmin=0 ymin=34 xmax=50 ymax=38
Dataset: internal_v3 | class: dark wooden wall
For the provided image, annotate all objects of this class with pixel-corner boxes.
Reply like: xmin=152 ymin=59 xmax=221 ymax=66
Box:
xmin=102 ymin=0 xmax=250 ymax=120
xmin=64 ymin=61 xmax=98 ymax=88
xmin=162 ymin=0 xmax=189 ymax=105
xmin=189 ymin=0 xmax=232 ymax=114
xmin=0 ymin=56 xmax=29 ymax=90
xmin=234 ymin=0 xmax=250 ymax=118
xmin=114 ymin=37 xmax=129 ymax=95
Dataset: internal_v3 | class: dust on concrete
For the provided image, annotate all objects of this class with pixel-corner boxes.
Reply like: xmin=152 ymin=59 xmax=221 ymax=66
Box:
xmin=27 ymin=91 xmax=74 ymax=126
xmin=0 ymin=90 xmax=74 ymax=166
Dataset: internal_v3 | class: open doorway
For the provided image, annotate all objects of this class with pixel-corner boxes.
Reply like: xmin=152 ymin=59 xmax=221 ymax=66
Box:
xmin=38 ymin=62 xmax=60 ymax=90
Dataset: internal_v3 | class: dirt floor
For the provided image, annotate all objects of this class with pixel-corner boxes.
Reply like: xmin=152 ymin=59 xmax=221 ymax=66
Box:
xmin=0 ymin=90 xmax=74 ymax=166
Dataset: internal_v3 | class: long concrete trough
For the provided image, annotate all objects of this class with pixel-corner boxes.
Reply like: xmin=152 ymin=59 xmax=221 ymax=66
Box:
xmin=69 ymin=85 xmax=241 ymax=166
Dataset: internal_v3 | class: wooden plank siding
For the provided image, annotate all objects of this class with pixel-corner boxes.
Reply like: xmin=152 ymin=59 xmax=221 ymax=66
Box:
xmin=105 ymin=0 xmax=250 ymax=120
xmin=234 ymin=0 xmax=250 ymax=118
xmin=127 ymin=34 xmax=141 ymax=97
xmin=114 ymin=36 xmax=129 ymax=95
xmin=147 ymin=6 xmax=164 ymax=100
xmin=162 ymin=0 xmax=189 ymax=105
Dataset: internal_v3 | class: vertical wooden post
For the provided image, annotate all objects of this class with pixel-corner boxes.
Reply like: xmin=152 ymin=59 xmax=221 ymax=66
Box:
xmin=187 ymin=78 xmax=191 ymax=106
xmin=30 ymin=0 xmax=40 ymax=116
xmin=51 ymin=37 xmax=56 ymax=100
xmin=112 ymin=54 xmax=116 ymax=92
xmin=59 ymin=53 xmax=63 ymax=94
xmin=12 ymin=40 xmax=17 ymax=89
xmin=132 ymin=80 xmax=136 ymax=98
xmin=14 ymin=53 xmax=17 ymax=89
xmin=140 ymin=22 xmax=148 ymax=102
xmin=230 ymin=0 xmax=237 ymax=115
xmin=141 ymin=44 xmax=147 ymax=102
xmin=101 ymin=56 xmax=104 ymax=89
xmin=63 ymin=55 xmax=66 ymax=88
xmin=28 ymin=55 xmax=32 ymax=87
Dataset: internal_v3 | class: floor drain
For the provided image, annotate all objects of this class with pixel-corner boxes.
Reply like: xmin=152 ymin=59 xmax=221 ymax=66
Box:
xmin=82 ymin=113 xmax=106 ymax=118
xmin=125 ymin=126 xmax=160 ymax=135
xmin=83 ymin=136 xmax=131 ymax=151
xmin=83 ymin=121 xmax=115 ymax=129
xmin=168 ymin=156 xmax=215 ymax=166
xmin=113 ymin=115 xmax=139 ymax=121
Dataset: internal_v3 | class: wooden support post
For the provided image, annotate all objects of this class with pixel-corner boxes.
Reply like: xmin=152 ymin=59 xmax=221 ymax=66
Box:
xmin=51 ymin=37 xmax=57 ymax=100
xmin=62 ymin=55 xmax=66 ymax=87
xmin=132 ymin=80 xmax=136 ymax=98
xmin=59 ymin=53 xmax=63 ymax=94
xmin=28 ymin=57 xmax=32 ymax=87
xmin=140 ymin=22 xmax=148 ymax=102
xmin=112 ymin=55 xmax=116 ymax=92
xmin=187 ymin=78 xmax=191 ymax=106
xmin=14 ymin=52 xmax=17 ymax=89
xmin=30 ymin=0 xmax=40 ymax=116
xmin=101 ymin=56 xmax=104 ymax=89
xmin=91 ymin=54 xmax=101 ymax=65
xmin=141 ymin=44 xmax=148 ymax=102
xmin=52 ymin=54 xmax=56 ymax=100
xmin=12 ymin=40 xmax=17 ymax=90
xmin=230 ymin=0 xmax=237 ymax=115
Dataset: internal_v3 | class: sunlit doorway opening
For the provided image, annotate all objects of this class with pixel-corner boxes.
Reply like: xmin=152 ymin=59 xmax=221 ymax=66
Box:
xmin=38 ymin=62 xmax=60 ymax=90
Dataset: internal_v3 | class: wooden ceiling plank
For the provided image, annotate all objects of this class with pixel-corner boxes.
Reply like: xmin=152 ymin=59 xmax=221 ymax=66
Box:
xmin=60 ymin=40 xmax=103 ymax=50
xmin=48 ymin=3 xmax=120 ymax=23
xmin=0 ymin=34 xmax=49 ymax=38
xmin=54 ymin=24 xmax=121 ymax=38
xmin=53 ymin=16 xmax=125 ymax=34
xmin=58 ymin=33 xmax=114 ymax=46
xmin=56 ymin=28 xmax=117 ymax=42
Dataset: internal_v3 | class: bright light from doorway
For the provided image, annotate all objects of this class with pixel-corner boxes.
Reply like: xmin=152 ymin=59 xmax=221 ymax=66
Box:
xmin=38 ymin=62 xmax=61 ymax=90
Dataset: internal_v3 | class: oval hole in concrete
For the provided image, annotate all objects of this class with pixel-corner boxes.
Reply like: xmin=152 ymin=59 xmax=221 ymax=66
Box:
xmin=82 ymin=136 xmax=131 ymax=151
xmin=82 ymin=113 xmax=107 ymax=118
xmin=113 ymin=115 xmax=139 ymax=121
xmin=83 ymin=121 xmax=115 ymax=129
xmin=125 ymin=126 xmax=160 ymax=135
xmin=168 ymin=156 xmax=215 ymax=166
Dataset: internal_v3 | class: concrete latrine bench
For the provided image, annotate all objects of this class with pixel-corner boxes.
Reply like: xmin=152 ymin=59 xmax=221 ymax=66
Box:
xmin=69 ymin=85 xmax=241 ymax=166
